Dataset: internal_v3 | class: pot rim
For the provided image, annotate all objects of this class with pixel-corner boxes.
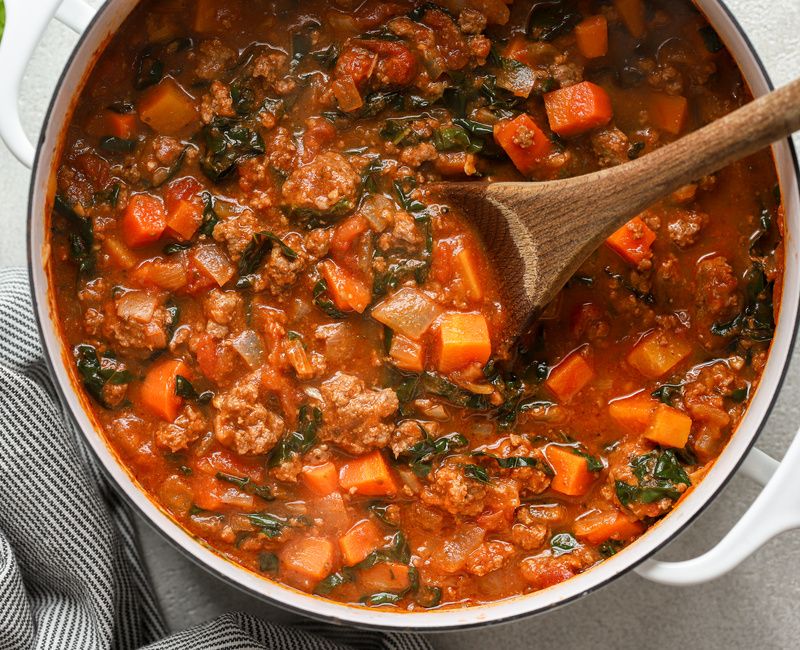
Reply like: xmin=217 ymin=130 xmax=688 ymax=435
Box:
xmin=25 ymin=0 xmax=800 ymax=631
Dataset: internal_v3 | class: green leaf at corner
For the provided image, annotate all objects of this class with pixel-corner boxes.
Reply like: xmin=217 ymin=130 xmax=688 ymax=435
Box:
xmin=0 ymin=1 xmax=6 ymax=43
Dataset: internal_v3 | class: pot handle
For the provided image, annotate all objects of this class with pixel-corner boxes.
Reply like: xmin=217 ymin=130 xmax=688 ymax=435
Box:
xmin=0 ymin=0 xmax=98 ymax=168
xmin=635 ymin=430 xmax=800 ymax=586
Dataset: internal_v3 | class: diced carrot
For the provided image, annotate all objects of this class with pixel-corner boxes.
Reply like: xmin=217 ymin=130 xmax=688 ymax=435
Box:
xmin=319 ymin=259 xmax=371 ymax=314
xmin=389 ymin=333 xmax=425 ymax=373
xmin=493 ymin=114 xmax=554 ymax=175
xmin=644 ymin=403 xmax=693 ymax=448
xmin=331 ymin=214 xmax=369 ymax=255
xmin=614 ymin=0 xmax=646 ymax=38
xmin=104 ymin=236 xmax=137 ymax=270
xmin=436 ymin=312 xmax=492 ymax=373
xmin=122 ymin=194 xmax=167 ymax=248
xmin=454 ymin=248 xmax=483 ymax=301
xmin=138 ymin=78 xmax=198 ymax=135
xmin=339 ymin=451 xmax=398 ymax=496
xmin=340 ymin=519 xmax=384 ymax=566
xmin=627 ymin=330 xmax=692 ymax=379
xmin=280 ymin=536 xmax=336 ymax=591
xmin=140 ymin=358 xmax=190 ymax=421
xmin=302 ymin=462 xmax=340 ymax=496
xmin=103 ymin=110 xmax=138 ymax=139
xmin=648 ymin=93 xmax=689 ymax=135
xmin=546 ymin=445 xmax=596 ymax=496
xmin=166 ymin=199 xmax=203 ymax=241
xmin=608 ymin=392 xmax=659 ymax=435
xmin=503 ymin=35 xmax=535 ymax=66
xmin=545 ymin=350 xmax=594 ymax=402
xmin=605 ymin=216 xmax=656 ymax=265
xmin=359 ymin=562 xmax=412 ymax=593
xmin=575 ymin=15 xmax=608 ymax=59
xmin=574 ymin=510 xmax=644 ymax=545
xmin=131 ymin=257 xmax=189 ymax=291
xmin=543 ymin=81 xmax=613 ymax=137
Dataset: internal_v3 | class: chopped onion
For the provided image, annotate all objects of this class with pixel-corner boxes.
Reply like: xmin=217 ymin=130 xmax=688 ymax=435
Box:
xmin=332 ymin=76 xmax=364 ymax=113
xmin=430 ymin=524 xmax=485 ymax=574
xmin=419 ymin=401 xmax=449 ymax=421
xmin=135 ymin=255 xmax=188 ymax=291
xmin=461 ymin=381 xmax=494 ymax=395
xmin=116 ymin=290 xmax=157 ymax=323
xmin=371 ymin=288 xmax=442 ymax=340
xmin=497 ymin=60 xmax=535 ymax=98
xmin=232 ymin=329 xmax=264 ymax=368
xmin=359 ymin=194 xmax=394 ymax=232
xmin=326 ymin=10 xmax=358 ymax=32
xmin=285 ymin=339 xmax=314 ymax=379
xmin=396 ymin=466 xmax=422 ymax=494
xmin=192 ymin=243 xmax=235 ymax=287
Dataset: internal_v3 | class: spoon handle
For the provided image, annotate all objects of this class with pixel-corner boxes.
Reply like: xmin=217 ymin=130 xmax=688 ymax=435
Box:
xmin=592 ymin=77 xmax=800 ymax=219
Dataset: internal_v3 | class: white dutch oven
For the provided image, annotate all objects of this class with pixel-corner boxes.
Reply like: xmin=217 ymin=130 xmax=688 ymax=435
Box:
xmin=1 ymin=0 xmax=798 ymax=631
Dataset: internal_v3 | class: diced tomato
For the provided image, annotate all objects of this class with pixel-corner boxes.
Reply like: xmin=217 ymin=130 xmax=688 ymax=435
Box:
xmin=356 ymin=39 xmax=417 ymax=86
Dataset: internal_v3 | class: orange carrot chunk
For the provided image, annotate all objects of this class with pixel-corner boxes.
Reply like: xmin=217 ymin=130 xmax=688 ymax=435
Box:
xmin=436 ymin=312 xmax=492 ymax=373
xmin=648 ymin=93 xmax=689 ymax=135
xmin=339 ymin=519 xmax=384 ymax=566
xmin=608 ymin=392 xmax=659 ymax=435
xmin=545 ymin=351 xmax=594 ymax=402
xmin=166 ymin=199 xmax=203 ymax=241
xmin=575 ymin=15 xmax=608 ymax=59
xmin=122 ymin=194 xmax=167 ymax=248
xmin=644 ymin=403 xmax=693 ymax=448
xmin=543 ymin=81 xmax=613 ymax=137
xmin=614 ymin=0 xmax=646 ymax=38
xmin=546 ymin=445 xmax=596 ymax=496
xmin=331 ymin=214 xmax=369 ymax=255
xmin=140 ymin=358 xmax=190 ymax=421
xmin=574 ymin=510 xmax=644 ymax=545
xmin=339 ymin=451 xmax=398 ymax=496
xmin=319 ymin=259 xmax=372 ymax=314
xmin=138 ymin=78 xmax=198 ymax=135
xmin=389 ymin=334 xmax=425 ymax=373
xmin=103 ymin=110 xmax=138 ymax=139
xmin=493 ymin=114 xmax=554 ymax=175
xmin=627 ymin=330 xmax=692 ymax=379
xmin=454 ymin=248 xmax=483 ymax=301
xmin=301 ymin=462 xmax=340 ymax=496
xmin=280 ymin=536 xmax=336 ymax=591
xmin=605 ymin=216 xmax=656 ymax=266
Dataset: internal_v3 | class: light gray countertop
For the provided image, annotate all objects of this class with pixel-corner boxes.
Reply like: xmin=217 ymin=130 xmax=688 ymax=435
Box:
xmin=2 ymin=1 xmax=799 ymax=647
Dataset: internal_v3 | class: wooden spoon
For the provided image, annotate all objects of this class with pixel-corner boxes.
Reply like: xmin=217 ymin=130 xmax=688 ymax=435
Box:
xmin=430 ymin=77 xmax=800 ymax=338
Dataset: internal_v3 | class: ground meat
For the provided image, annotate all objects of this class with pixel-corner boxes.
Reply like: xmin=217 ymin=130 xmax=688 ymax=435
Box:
xmin=195 ymin=39 xmax=236 ymax=81
xmin=486 ymin=436 xmax=551 ymax=494
xmin=389 ymin=420 xmax=425 ymax=457
xmin=213 ymin=372 xmax=286 ymax=455
xmin=281 ymin=152 xmax=360 ymax=212
xmin=511 ymin=522 xmax=548 ymax=551
xmin=102 ymin=292 xmax=170 ymax=356
xmin=645 ymin=62 xmax=684 ymax=95
xmin=252 ymin=50 xmax=289 ymax=85
xmin=155 ymin=404 xmax=207 ymax=451
xmin=464 ymin=540 xmax=515 ymax=576
xmin=318 ymin=372 xmax=399 ymax=454
xmin=606 ymin=438 xmax=677 ymax=520
xmin=200 ymin=80 xmax=236 ymax=123
xmin=212 ymin=208 xmax=264 ymax=261
xmin=136 ymin=136 xmax=185 ymax=184
xmin=204 ymin=289 xmax=243 ymax=326
xmin=694 ymin=256 xmax=741 ymax=338
xmin=265 ymin=127 xmax=298 ymax=174
xmin=421 ymin=458 xmax=487 ymax=516
xmin=390 ymin=209 xmax=421 ymax=245
xmin=458 ymin=8 xmax=487 ymax=34
xmin=272 ymin=454 xmax=303 ymax=483
xmin=251 ymin=230 xmax=330 ymax=295
xmin=551 ymin=55 xmax=584 ymax=88
xmin=667 ymin=208 xmax=709 ymax=248
xmin=520 ymin=546 xmax=598 ymax=589
xmin=399 ymin=142 xmax=438 ymax=168
xmin=682 ymin=362 xmax=739 ymax=462
xmin=591 ymin=127 xmax=630 ymax=167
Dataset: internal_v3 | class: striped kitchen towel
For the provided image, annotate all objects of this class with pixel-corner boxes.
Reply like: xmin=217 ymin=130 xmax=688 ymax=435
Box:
xmin=0 ymin=268 xmax=433 ymax=650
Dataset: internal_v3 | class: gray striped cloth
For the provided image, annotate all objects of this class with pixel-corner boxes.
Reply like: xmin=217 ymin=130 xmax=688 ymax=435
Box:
xmin=0 ymin=268 xmax=433 ymax=650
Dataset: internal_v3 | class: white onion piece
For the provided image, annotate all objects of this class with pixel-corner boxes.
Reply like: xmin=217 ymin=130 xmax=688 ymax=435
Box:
xmin=332 ymin=76 xmax=364 ymax=112
xmin=116 ymin=290 xmax=157 ymax=323
xmin=232 ymin=329 xmax=265 ymax=368
xmin=430 ymin=524 xmax=486 ymax=574
xmin=461 ymin=381 xmax=494 ymax=395
xmin=359 ymin=194 xmax=394 ymax=232
xmin=192 ymin=243 xmax=235 ymax=287
xmin=285 ymin=339 xmax=314 ymax=379
xmin=371 ymin=288 xmax=442 ymax=340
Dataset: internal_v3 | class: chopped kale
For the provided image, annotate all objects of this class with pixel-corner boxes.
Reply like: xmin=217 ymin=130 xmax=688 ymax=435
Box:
xmin=200 ymin=118 xmax=265 ymax=182
xmin=399 ymin=429 xmax=468 ymax=477
xmin=216 ymin=472 xmax=275 ymax=501
xmin=268 ymin=405 xmax=323 ymax=467
xmin=236 ymin=231 xmax=298 ymax=289
xmin=73 ymin=344 xmax=132 ymax=408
